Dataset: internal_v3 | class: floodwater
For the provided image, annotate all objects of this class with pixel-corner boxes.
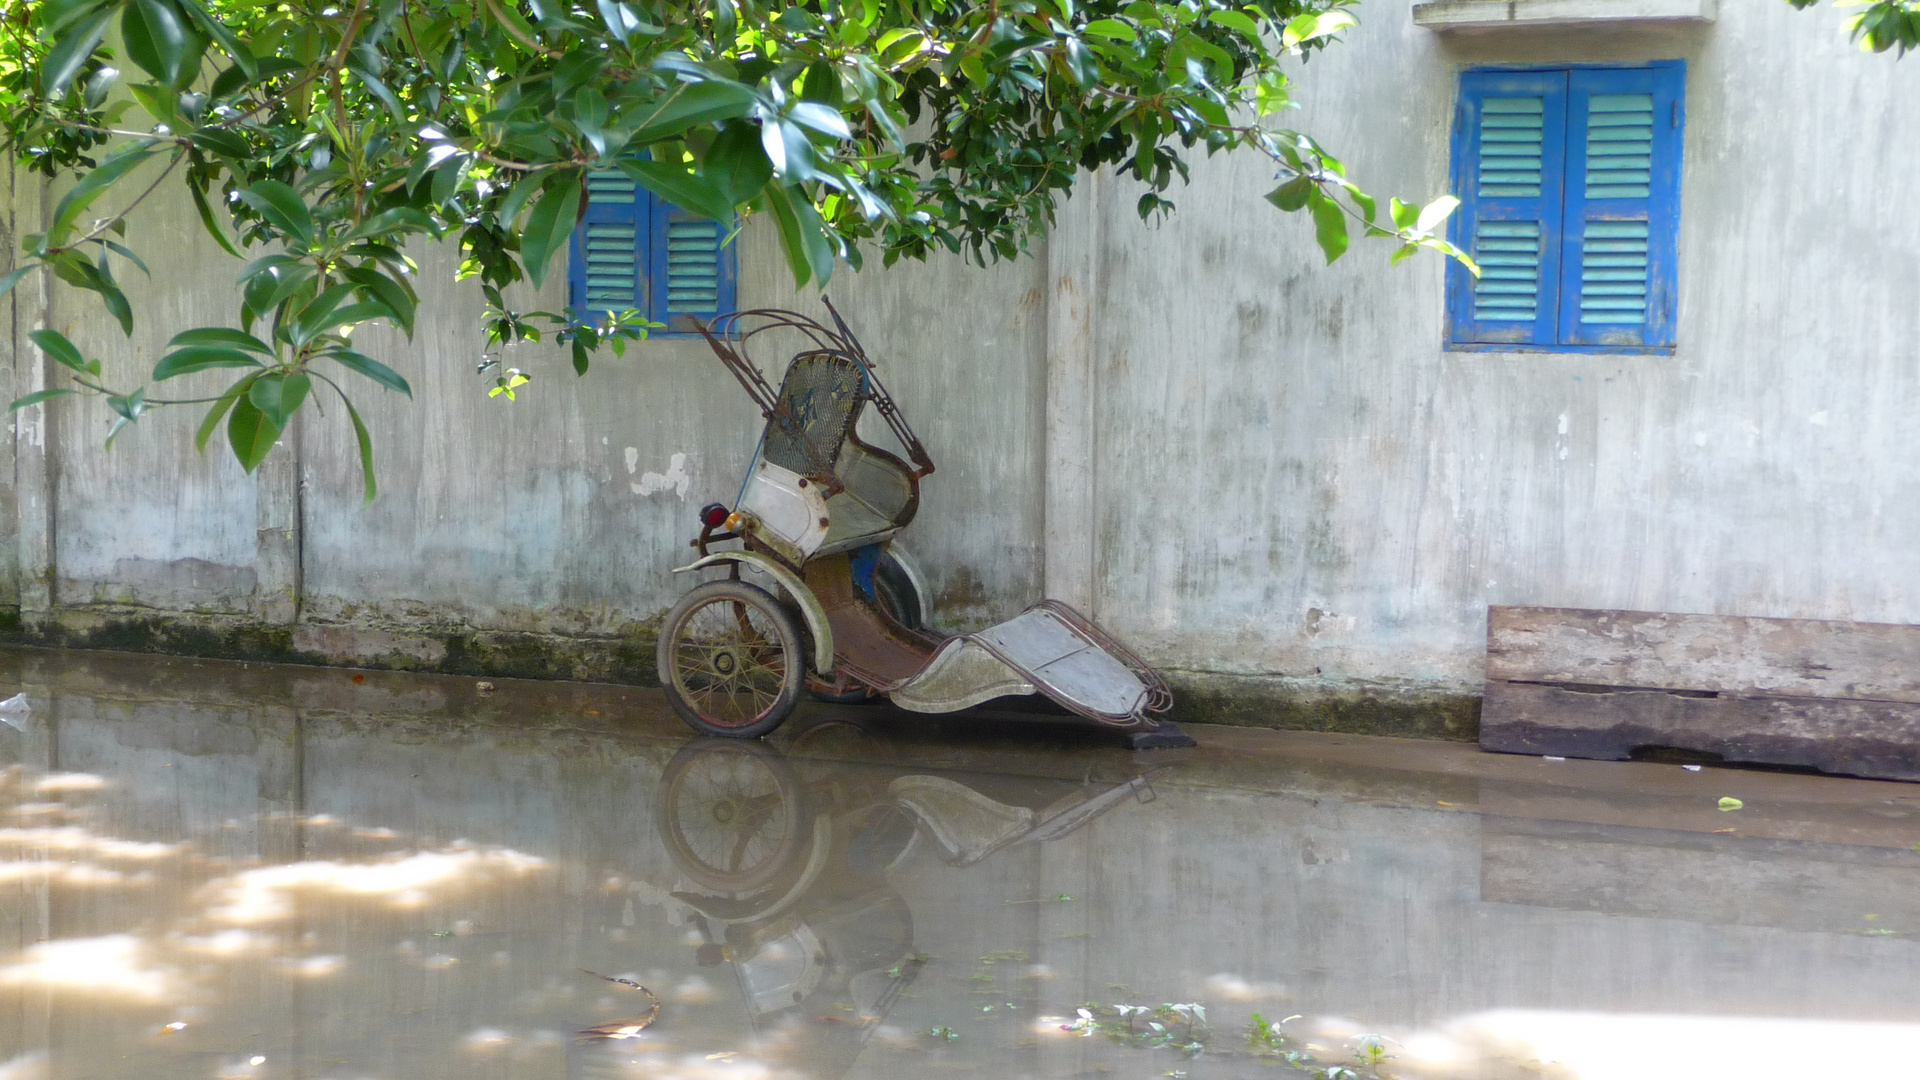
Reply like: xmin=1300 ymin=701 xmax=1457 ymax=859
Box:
xmin=1 ymin=650 xmax=1919 ymax=1080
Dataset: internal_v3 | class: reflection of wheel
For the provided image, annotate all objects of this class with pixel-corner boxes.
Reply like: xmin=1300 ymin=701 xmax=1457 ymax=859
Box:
xmin=658 ymin=739 xmax=810 ymax=892
xmin=660 ymin=581 xmax=805 ymax=738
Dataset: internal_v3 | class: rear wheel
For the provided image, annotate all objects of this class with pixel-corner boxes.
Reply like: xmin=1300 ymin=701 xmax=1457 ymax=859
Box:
xmin=659 ymin=581 xmax=806 ymax=738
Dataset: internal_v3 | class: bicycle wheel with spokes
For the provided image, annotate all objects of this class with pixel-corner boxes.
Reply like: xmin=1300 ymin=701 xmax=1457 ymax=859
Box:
xmin=658 ymin=581 xmax=806 ymax=738
xmin=657 ymin=738 xmax=810 ymax=893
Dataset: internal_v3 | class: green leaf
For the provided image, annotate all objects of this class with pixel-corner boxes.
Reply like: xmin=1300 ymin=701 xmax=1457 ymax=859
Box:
xmin=123 ymin=0 xmax=208 ymax=89
xmin=497 ymin=172 xmax=547 ymax=230
xmin=617 ymin=159 xmax=735 ymax=223
xmin=248 ymin=370 xmax=310 ymax=429
xmin=1415 ymin=195 xmax=1461 ymax=235
xmin=234 ymin=180 xmax=315 ymax=250
xmin=195 ymin=372 xmax=259 ymax=453
xmin=1082 ymin=18 xmax=1136 ymax=41
xmin=339 ymin=390 xmax=378 ymax=504
xmin=520 ymin=175 xmax=582 ymax=290
xmin=763 ymin=181 xmax=833 ymax=287
xmin=9 ymin=388 xmax=79 ymax=412
xmin=48 ymin=250 xmax=134 ymax=334
xmin=168 ymin=327 xmax=273 ymax=354
xmin=1307 ymin=188 xmax=1348 ymax=264
xmin=41 ymin=7 xmax=114 ymax=98
xmin=701 ymin=122 xmax=775 ymax=206
xmin=348 ymin=63 xmax=405 ymax=121
xmin=1208 ymin=10 xmax=1261 ymax=40
xmin=788 ymin=101 xmax=851 ymax=140
xmin=153 ymin=346 xmax=265 ymax=380
xmin=226 ymin=397 xmax=281 ymax=472
xmin=627 ymin=79 xmax=758 ymax=143
xmin=285 ymin=283 xmax=356 ymax=345
xmin=1718 ymin=796 xmax=1743 ymax=811
xmin=1389 ymin=196 xmax=1417 ymax=230
xmin=29 ymin=329 xmax=90 ymax=375
xmin=42 ymin=0 xmax=114 ymax=37
xmin=48 ymin=142 xmax=164 ymax=247
xmin=342 ymin=207 xmax=433 ymax=243
xmin=175 ymin=0 xmax=256 ymax=80
xmin=339 ymin=267 xmax=417 ymax=338
xmin=325 ymin=348 xmax=412 ymax=396
xmin=0 ymin=265 xmax=35 ymax=306
xmin=104 ymin=387 xmax=148 ymax=447
xmin=1264 ymin=176 xmax=1313 ymax=213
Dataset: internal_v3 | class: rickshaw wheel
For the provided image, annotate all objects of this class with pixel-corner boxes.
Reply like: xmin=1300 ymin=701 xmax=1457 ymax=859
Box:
xmin=658 ymin=581 xmax=806 ymax=738
xmin=656 ymin=738 xmax=810 ymax=892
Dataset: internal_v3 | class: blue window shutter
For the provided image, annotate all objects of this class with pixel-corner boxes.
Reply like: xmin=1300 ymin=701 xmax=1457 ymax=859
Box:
xmin=570 ymin=169 xmax=645 ymax=318
xmin=647 ymin=199 xmax=737 ymax=334
xmin=1557 ymin=63 xmax=1684 ymax=348
xmin=1447 ymin=69 xmax=1569 ymax=347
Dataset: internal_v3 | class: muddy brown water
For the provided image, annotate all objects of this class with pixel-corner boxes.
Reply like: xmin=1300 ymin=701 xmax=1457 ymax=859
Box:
xmin=0 ymin=648 xmax=1918 ymax=1080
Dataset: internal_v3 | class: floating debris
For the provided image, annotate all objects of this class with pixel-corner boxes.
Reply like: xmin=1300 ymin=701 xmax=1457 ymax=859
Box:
xmin=578 ymin=970 xmax=660 ymax=1039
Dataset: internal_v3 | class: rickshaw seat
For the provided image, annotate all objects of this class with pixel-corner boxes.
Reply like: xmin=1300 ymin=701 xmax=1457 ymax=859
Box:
xmin=745 ymin=352 xmax=918 ymax=560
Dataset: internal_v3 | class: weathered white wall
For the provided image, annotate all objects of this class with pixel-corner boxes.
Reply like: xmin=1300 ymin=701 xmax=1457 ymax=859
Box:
xmin=1077 ymin=1 xmax=1920 ymax=705
xmin=4 ymin=0 xmax=1916 ymax=722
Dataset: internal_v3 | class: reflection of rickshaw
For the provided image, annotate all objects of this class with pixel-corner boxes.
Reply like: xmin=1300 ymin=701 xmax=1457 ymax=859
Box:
xmin=656 ymin=303 xmax=1189 ymax=747
xmin=644 ymin=723 xmax=1161 ymax=1079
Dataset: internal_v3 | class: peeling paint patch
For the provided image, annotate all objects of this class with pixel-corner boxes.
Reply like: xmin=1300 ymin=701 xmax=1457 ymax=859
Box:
xmin=622 ymin=447 xmax=639 ymax=474
xmin=632 ymin=452 xmax=691 ymax=499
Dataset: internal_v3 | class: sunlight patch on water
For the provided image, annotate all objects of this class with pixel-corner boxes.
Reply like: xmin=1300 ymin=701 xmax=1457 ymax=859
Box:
xmin=0 ymin=935 xmax=177 ymax=1002
xmin=1406 ymin=1010 xmax=1920 ymax=1080
xmin=203 ymin=848 xmax=548 ymax=923
xmin=0 ymin=826 xmax=184 ymax=859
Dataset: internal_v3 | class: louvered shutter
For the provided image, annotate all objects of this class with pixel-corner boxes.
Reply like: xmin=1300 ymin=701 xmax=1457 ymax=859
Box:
xmin=1557 ymin=64 xmax=1684 ymax=348
xmin=570 ymin=170 xmax=645 ymax=318
xmin=648 ymin=201 xmax=737 ymax=334
xmin=1447 ymin=70 xmax=1569 ymax=346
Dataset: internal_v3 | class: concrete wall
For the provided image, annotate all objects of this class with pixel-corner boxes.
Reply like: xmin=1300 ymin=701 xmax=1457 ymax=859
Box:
xmin=4 ymin=0 xmax=1918 ymax=729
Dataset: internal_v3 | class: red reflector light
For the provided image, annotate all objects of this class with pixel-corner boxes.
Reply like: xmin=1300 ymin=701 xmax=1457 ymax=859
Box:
xmin=700 ymin=503 xmax=730 ymax=529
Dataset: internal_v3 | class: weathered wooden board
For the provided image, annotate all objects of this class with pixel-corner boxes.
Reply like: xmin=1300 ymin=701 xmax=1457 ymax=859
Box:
xmin=1481 ymin=680 xmax=1920 ymax=780
xmin=1488 ymin=605 xmax=1920 ymax=703
xmin=1483 ymin=606 xmax=1920 ymax=781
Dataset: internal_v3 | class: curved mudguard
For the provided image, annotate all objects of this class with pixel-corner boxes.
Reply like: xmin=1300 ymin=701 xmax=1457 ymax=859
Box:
xmin=672 ymin=552 xmax=836 ymax=675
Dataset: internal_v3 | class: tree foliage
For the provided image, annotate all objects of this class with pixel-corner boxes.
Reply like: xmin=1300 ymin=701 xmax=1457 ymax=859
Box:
xmin=1788 ymin=0 xmax=1920 ymax=55
xmin=0 ymin=0 xmax=1471 ymax=499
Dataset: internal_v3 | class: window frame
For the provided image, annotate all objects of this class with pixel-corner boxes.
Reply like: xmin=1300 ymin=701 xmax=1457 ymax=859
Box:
xmin=567 ymin=187 xmax=738 ymax=339
xmin=1444 ymin=60 xmax=1686 ymax=356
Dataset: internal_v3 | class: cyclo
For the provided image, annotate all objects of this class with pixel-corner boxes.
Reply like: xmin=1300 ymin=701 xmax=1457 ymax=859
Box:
xmin=655 ymin=303 xmax=1189 ymax=747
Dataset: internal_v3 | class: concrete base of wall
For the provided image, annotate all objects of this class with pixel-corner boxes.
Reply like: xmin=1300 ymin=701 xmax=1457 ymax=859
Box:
xmin=1163 ymin=669 xmax=1482 ymax=742
xmin=0 ymin=605 xmax=662 ymax=686
xmin=0 ymin=605 xmax=1484 ymax=740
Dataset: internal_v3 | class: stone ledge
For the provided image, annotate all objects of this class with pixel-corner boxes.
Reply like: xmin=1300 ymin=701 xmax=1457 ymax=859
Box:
xmin=1413 ymin=0 xmax=1716 ymax=28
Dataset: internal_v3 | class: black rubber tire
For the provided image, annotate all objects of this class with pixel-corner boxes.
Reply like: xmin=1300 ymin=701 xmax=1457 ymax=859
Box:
xmin=659 ymin=581 xmax=806 ymax=738
xmin=656 ymin=738 xmax=810 ymax=892
xmin=874 ymin=550 xmax=924 ymax=631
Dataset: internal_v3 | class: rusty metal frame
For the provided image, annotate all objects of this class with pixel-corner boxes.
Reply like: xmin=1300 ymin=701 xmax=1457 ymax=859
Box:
xmin=695 ymin=300 xmax=935 ymax=481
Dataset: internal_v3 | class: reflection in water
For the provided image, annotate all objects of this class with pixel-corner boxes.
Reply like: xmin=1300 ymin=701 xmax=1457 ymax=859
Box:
xmin=635 ymin=722 xmax=1161 ymax=1080
xmin=0 ymin=650 xmax=1918 ymax=1080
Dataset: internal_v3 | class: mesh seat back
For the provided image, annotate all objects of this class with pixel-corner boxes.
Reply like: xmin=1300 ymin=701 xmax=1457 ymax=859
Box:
xmin=761 ymin=352 xmax=865 ymax=482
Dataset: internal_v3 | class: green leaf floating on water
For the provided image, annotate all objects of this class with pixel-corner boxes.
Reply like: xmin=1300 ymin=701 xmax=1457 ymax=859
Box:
xmin=1718 ymin=797 xmax=1744 ymax=811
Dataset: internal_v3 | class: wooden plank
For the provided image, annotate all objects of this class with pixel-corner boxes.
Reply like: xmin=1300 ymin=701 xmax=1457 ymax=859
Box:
xmin=1487 ymin=605 xmax=1920 ymax=703
xmin=1481 ymin=680 xmax=1920 ymax=782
